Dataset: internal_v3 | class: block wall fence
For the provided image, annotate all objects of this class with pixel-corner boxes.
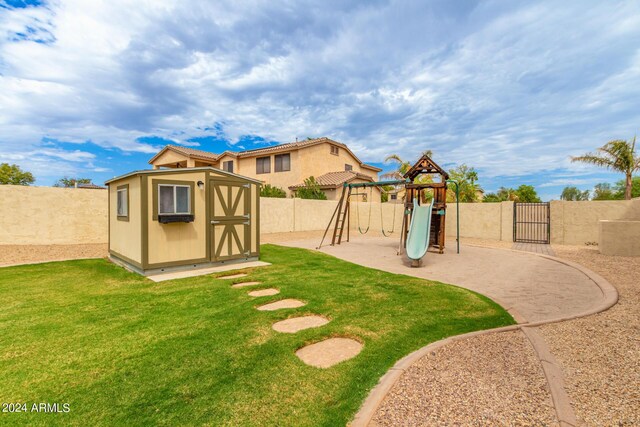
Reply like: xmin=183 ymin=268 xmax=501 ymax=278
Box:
xmin=1 ymin=185 xmax=638 ymax=247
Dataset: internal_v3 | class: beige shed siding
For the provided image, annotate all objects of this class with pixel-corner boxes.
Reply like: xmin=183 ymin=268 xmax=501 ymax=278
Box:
xmin=251 ymin=183 xmax=258 ymax=253
xmin=109 ymin=176 xmax=142 ymax=263
xmin=146 ymin=171 xmax=207 ymax=265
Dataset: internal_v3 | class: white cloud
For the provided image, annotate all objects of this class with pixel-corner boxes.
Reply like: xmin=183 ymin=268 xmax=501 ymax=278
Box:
xmin=0 ymin=0 xmax=638 ymax=191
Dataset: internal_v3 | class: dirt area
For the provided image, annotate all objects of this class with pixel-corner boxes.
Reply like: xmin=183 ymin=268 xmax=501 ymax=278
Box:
xmin=373 ymin=330 xmax=557 ymax=425
xmin=540 ymin=246 xmax=640 ymax=426
xmin=0 ymin=243 xmax=108 ymax=267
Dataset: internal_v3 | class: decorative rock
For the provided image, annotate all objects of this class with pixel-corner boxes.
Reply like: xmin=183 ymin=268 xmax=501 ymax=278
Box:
xmin=295 ymin=338 xmax=363 ymax=368
xmin=248 ymin=288 xmax=280 ymax=297
xmin=272 ymin=315 xmax=329 ymax=333
xmin=217 ymin=273 xmax=247 ymax=280
xmin=256 ymin=299 xmax=306 ymax=311
xmin=231 ymin=281 xmax=261 ymax=288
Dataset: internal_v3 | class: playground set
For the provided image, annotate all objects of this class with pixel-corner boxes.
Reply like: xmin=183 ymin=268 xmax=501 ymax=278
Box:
xmin=318 ymin=154 xmax=459 ymax=266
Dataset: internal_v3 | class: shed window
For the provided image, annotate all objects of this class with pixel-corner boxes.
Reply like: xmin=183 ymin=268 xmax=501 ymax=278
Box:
xmin=345 ymin=164 xmax=353 ymax=171
xmin=330 ymin=145 xmax=339 ymax=155
xmin=223 ymin=161 xmax=234 ymax=173
xmin=159 ymin=185 xmax=191 ymax=215
xmin=117 ymin=187 xmax=128 ymax=218
xmin=390 ymin=194 xmax=397 ymax=200
xmin=256 ymin=156 xmax=270 ymax=174
xmin=274 ymin=153 xmax=290 ymax=172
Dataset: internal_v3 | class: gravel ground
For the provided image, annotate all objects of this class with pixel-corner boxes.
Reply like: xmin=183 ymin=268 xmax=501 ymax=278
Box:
xmin=0 ymin=244 xmax=108 ymax=266
xmin=372 ymin=331 xmax=557 ymax=426
xmin=540 ymin=246 xmax=640 ymax=426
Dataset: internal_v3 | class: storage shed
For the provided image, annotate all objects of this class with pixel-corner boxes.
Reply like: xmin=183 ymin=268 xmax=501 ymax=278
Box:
xmin=105 ymin=167 xmax=261 ymax=276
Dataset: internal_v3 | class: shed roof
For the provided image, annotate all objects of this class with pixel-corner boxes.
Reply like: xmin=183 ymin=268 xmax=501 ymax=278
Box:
xmin=104 ymin=167 xmax=263 ymax=185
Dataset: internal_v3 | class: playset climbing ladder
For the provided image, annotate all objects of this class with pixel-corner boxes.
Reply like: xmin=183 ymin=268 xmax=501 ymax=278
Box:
xmin=317 ymin=154 xmax=460 ymax=262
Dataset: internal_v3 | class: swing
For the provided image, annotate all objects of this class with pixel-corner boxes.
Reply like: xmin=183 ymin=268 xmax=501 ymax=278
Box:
xmin=354 ymin=186 xmax=373 ymax=234
xmin=380 ymin=187 xmax=401 ymax=237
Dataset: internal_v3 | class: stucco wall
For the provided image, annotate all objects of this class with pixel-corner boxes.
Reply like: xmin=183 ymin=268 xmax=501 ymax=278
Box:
xmin=3 ymin=185 xmax=638 ymax=250
xmin=444 ymin=202 xmax=511 ymax=241
xmin=0 ymin=185 xmax=108 ymax=245
xmin=550 ymin=200 xmax=635 ymax=245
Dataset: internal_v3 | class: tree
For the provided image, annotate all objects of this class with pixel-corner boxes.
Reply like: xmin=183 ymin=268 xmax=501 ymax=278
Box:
xmin=53 ymin=177 xmax=93 ymax=188
xmin=447 ymin=164 xmax=482 ymax=202
xmin=380 ymin=185 xmax=394 ymax=203
xmin=560 ymin=186 xmax=590 ymax=201
xmin=482 ymin=192 xmax=504 ymax=203
xmin=592 ymin=183 xmax=617 ymax=200
xmin=483 ymin=186 xmax=539 ymax=202
xmin=514 ymin=184 xmax=541 ymax=202
xmin=571 ymin=137 xmax=640 ymax=200
xmin=0 ymin=163 xmax=35 ymax=185
xmin=260 ymin=184 xmax=286 ymax=198
xmin=295 ymin=176 xmax=327 ymax=200
xmin=613 ymin=176 xmax=640 ymax=199
xmin=382 ymin=150 xmax=434 ymax=181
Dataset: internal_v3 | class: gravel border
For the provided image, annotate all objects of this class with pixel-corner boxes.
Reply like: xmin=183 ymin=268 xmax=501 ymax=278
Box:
xmin=353 ymin=246 xmax=619 ymax=427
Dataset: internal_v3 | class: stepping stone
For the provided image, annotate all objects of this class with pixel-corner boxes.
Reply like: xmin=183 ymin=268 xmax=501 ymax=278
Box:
xmin=256 ymin=299 xmax=305 ymax=311
xmin=272 ymin=315 xmax=329 ymax=333
xmin=232 ymin=281 xmax=261 ymax=288
xmin=296 ymin=338 xmax=363 ymax=368
xmin=217 ymin=273 xmax=247 ymax=280
xmin=248 ymin=288 xmax=280 ymax=297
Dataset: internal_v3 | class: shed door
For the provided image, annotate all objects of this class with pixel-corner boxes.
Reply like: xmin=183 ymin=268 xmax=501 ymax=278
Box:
xmin=210 ymin=179 xmax=251 ymax=261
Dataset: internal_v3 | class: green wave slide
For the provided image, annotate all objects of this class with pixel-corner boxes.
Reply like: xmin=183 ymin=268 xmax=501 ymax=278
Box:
xmin=406 ymin=197 xmax=434 ymax=265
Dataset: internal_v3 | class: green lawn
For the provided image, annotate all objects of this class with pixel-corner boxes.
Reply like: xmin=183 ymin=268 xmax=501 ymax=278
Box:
xmin=0 ymin=244 xmax=514 ymax=426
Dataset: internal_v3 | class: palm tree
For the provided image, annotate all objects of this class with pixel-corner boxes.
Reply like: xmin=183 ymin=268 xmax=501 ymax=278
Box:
xmin=381 ymin=150 xmax=433 ymax=180
xmin=382 ymin=151 xmax=434 ymax=202
xmin=571 ymin=137 xmax=640 ymax=200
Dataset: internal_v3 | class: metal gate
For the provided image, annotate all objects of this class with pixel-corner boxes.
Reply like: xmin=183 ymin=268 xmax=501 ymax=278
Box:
xmin=513 ymin=202 xmax=550 ymax=244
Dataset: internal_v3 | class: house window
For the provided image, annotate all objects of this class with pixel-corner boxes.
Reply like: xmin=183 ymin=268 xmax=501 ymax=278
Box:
xmin=116 ymin=184 xmax=128 ymax=221
xmin=345 ymin=164 xmax=353 ymax=171
xmin=330 ymin=145 xmax=339 ymax=155
xmin=256 ymin=156 xmax=270 ymax=174
xmin=390 ymin=194 xmax=397 ymax=200
xmin=274 ymin=153 xmax=291 ymax=172
xmin=223 ymin=161 xmax=234 ymax=173
xmin=159 ymin=185 xmax=191 ymax=215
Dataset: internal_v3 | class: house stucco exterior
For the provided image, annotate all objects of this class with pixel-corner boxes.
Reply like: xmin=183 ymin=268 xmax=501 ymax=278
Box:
xmin=148 ymin=137 xmax=381 ymax=198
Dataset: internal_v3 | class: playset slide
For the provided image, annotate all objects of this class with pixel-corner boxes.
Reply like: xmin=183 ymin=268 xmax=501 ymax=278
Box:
xmin=406 ymin=197 xmax=434 ymax=266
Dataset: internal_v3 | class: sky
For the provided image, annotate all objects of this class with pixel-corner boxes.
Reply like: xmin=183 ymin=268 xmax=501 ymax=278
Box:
xmin=0 ymin=0 xmax=639 ymax=200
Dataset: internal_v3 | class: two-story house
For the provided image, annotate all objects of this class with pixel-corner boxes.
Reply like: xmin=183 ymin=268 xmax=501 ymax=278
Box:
xmin=148 ymin=137 xmax=382 ymax=200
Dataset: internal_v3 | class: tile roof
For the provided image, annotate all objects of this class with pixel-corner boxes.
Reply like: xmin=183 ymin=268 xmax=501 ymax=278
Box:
xmin=76 ymin=183 xmax=106 ymax=189
xmin=288 ymin=171 xmax=374 ymax=190
xmin=163 ymin=145 xmax=220 ymax=161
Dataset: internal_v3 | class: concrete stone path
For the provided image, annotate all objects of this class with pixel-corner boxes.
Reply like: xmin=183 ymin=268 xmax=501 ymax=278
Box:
xmin=295 ymin=338 xmax=363 ymax=368
xmin=256 ymin=299 xmax=306 ymax=311
xmin=272 ymin=315 xmax=329 ymax=333
xmin=282 ymin=236 xmax=603 ymax=323
xmin=231 ymin=281 xmax=262 ymax=288
xmin=248 ymin=288 xmax=279 ymax=297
